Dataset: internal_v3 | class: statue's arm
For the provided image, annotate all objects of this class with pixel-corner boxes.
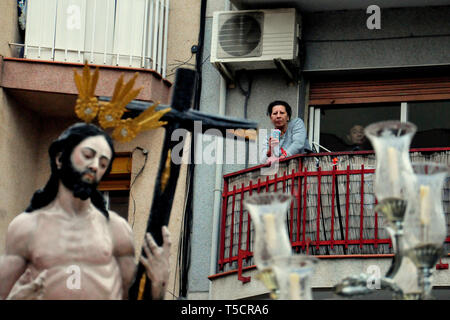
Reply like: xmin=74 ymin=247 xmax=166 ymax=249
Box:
xmin=0 ymin=213 xmax=33 ymax=299
xmin=109 ymin=212 xmax=136 ymax=300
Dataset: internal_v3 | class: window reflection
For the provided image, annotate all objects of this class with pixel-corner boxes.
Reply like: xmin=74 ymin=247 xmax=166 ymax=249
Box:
xmin=319 ymin=103 xmax=401 ymax=152
xmin=104 ymin=190 xmax=130 ymax=220
xmin=409 ymin=100 xmax=450 ymax=148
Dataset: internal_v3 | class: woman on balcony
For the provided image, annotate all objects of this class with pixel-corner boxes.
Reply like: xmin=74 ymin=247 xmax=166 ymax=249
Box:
xmin=260 ymin=100 xmax=311 ymax=164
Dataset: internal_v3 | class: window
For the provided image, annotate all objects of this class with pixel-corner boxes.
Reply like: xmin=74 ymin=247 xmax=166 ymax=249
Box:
xmin=317 ymin=103 xmax=400 ymax=152
xmin=24 ymin=0 xmax=169 ymax=75
xmin=99 ymin=153 xmax=132 ymax=220
xmin=308 ymin=76 xmax=450 ymax=152
xmin=103 ymin=190 xmax=130 ymax=220
xmin=408 ymin=100 xmax=450 ymax=148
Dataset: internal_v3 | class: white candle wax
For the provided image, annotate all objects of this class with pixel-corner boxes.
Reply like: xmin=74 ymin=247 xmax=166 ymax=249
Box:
xmin=419 ymin=185 xmax=430 ymax=226
xmin=289 ymin=273 xmax=301 ymax=300
xmin=263 ymin=213 xmax=277 ymax=252
xmin=387 ymin=147 xmax=400 ymax=197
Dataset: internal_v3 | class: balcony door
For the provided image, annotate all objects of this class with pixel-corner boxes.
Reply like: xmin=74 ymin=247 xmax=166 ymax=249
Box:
xmin=24 ymin=0 xmax=168 ymax=71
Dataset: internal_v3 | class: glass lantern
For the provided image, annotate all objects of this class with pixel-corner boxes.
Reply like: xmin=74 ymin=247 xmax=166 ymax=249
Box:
xmin=365 ymin=121 xmax=417 ymax=279
xmin=403 ymin=162 xmax=449 ymax=248
xmin=402 ymin=162 xmax=449 ymax=299
xmin=364 ymin=120 xmax=416 ymax=202
xmin=272 ymin=255 xmax=318 ymax=300
xmin=243 ymin=192 xmax=293 ymax=271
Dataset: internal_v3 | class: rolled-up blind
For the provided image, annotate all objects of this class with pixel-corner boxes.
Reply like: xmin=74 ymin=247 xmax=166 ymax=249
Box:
xmin=309 ymin=76 xmax=450 ymax=105
xmin=98 ymin=153 xmax=131 ymax=191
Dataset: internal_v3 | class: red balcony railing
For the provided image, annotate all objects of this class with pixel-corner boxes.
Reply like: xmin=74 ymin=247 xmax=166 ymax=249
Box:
xmin=214 ymin=148 xmax=450 ymax=282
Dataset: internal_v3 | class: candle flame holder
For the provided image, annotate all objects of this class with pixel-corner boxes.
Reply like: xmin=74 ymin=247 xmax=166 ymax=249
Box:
xmin=375 ymin=197 xmax=407 ymax=230
xmin=334 ymin=273 xmax=403 ymax=299
xmin=244 ymin=192 xmax=294 ymax=298
xmin=401 ymin=162 xmax=450 ymax=299
xmin=272 ymin=255 xmax=318 ymax=300
xmin=404 ymin=244 xmax=445 ymax=299
xmin=374 ymin=197 xmax=407 ymax=278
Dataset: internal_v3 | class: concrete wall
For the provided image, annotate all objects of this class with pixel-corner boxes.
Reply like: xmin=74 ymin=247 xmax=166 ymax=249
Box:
xmin=0 ymin=91 xmax=41 ymax=255
xmin=0 ymin=0 xmax=22 ymax=57
xmin=190 ymin=3 xmax=450 ymax=299
xmin=187 ymin=1 xmax=227 ymax=300
xmin=0 ymin=0 xmax=39 ymax=255
xmin=302 ymin=6 xmax=450 ymax=71
xmin=166 ymin=0 xmax=201 ymax=83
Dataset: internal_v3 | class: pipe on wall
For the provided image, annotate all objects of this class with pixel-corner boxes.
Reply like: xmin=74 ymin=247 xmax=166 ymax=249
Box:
xmin=208 ymin=0 xmax=231 ymax=300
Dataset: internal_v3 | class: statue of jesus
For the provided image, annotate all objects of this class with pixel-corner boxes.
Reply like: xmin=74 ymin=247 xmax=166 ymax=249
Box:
xmin=0 ymin=123 xmax=171 ymax=300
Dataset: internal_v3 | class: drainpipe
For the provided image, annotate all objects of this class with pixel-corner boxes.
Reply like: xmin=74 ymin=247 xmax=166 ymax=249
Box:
xmin=209 ymin=0 xmax=231 ymax=300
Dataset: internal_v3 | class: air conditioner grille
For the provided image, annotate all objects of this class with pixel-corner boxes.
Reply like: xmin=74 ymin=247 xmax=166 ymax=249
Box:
xmin=217 ymin=12 xmax=263 ymax=58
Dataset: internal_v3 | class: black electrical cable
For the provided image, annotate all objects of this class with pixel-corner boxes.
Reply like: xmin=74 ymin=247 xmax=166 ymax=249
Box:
xmin=193 ymin=0 xmax=208 ymax=112
xmin=237 ymin=71 xmax=253 ymax=168
xmin=129 ymin=147 xmax=148 ymax=229
xmin=179 ymin=146 xmax=195 ymax=298
xmin=237 ymin=71 xmax=253 ymax=120
xmin=179 ymin=0 xmax=208 ymax=299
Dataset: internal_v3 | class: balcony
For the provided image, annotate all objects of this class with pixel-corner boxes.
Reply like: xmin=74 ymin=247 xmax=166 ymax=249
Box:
xmin=17 ymin=0 xmax=169 ymax=75
xmin=209 ymin=148 xmax=450 ymax=298
xmin=2 ymin=0 xmax=172 ymax=118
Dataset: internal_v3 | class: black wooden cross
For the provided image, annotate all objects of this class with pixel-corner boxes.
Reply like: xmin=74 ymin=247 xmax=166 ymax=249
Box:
xmin=101 ymin=68 xmax=257 ymax=300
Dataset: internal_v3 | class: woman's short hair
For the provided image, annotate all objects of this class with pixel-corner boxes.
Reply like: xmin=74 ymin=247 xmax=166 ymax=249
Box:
xmin=266 ymin=100 xmax=292 ymax=119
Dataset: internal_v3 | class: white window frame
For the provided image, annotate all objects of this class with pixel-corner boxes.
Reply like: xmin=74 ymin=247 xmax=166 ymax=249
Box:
xmin=308 ymin=102 xmax=416 ymax=152
xmin=24 ymin=0 xmax=169 ymax=76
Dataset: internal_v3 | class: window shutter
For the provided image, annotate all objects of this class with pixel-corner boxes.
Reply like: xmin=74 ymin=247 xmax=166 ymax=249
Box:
xmin=309 ymin=76 xmax=450 ymax=105
xmin=98 ymin=153 xmax=131 ymax=191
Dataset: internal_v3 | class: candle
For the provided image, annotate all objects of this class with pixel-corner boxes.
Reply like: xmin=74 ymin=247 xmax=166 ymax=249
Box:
xmin=387 ymin=147 xmax=400 ymax=197
xmin=289 ymin=273 xmax=301 ymax=300
xmin=263 ymin=213 xmax=277 ymax=252
xmin=419 ymin=185 xmax=430 ymax=226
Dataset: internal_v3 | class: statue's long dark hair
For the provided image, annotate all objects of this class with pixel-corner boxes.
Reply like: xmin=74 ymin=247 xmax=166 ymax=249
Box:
xmin=25 ymin=123 xmax=115 ymax=219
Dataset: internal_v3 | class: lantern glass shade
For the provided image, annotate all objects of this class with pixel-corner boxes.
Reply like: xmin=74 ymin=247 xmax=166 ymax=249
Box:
xmin=272 ymin=255 xmax=318 ymax=300
xmin=364 ymin=121 xmax=416 ymax=201
xmin=403 ymin=162 xmax=450 ymax=249
xmin=244 ymin=192 xmax=293 ymax=270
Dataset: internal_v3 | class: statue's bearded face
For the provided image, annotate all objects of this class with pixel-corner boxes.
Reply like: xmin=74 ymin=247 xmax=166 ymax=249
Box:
xmin=59 ymin=135 xmax=112 ymax=200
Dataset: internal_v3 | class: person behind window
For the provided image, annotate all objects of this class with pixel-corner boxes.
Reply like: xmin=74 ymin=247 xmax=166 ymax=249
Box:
xmin=260 ymin=100 xmax=311 ymax=164
xmin=344 ymin=124 xmax=371 ymax=151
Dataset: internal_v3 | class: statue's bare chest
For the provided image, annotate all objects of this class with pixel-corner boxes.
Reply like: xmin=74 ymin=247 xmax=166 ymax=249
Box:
xmin=30 ymin=213 xmax=114 ymax=269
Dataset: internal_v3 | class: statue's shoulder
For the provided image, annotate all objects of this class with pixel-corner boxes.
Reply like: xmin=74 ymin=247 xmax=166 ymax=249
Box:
xmin=6 ymin=212 xmax=38 ymax=256
xmin=106 ymin=210 xmax=131 ymax=230
xmin=104 ymin=210 xmax=135 ymax=256
xmin=8 ymin=211 xmax=38 ymax=234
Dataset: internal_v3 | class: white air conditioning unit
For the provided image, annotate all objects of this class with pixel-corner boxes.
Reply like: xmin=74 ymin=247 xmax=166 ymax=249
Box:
xmin=211 ymin=8 xmax=301 ymax=75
